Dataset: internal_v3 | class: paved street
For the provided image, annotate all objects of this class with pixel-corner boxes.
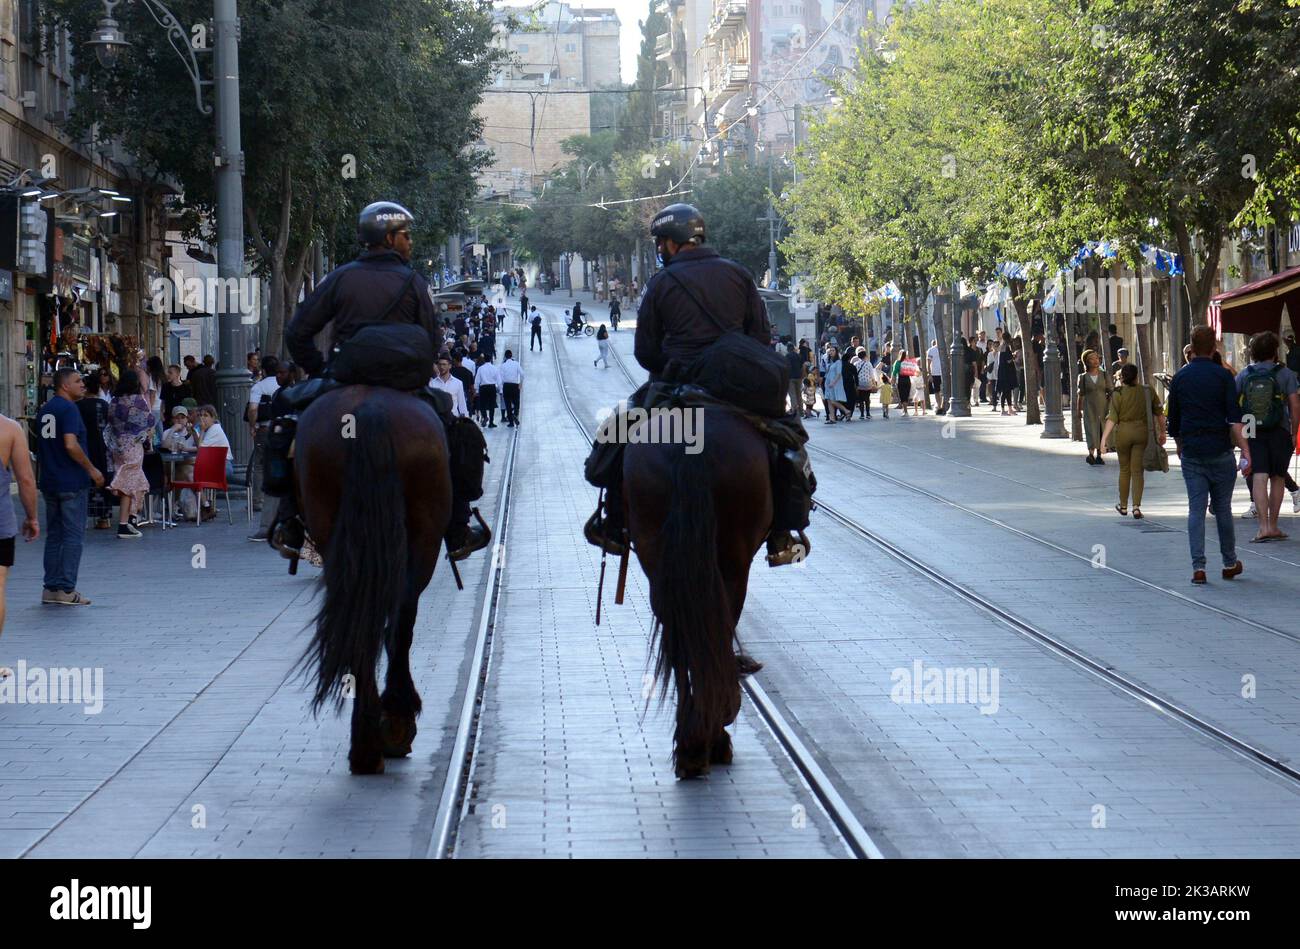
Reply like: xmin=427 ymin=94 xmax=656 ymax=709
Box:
xmin=4 ymin=295 xmax=1300 ymax=858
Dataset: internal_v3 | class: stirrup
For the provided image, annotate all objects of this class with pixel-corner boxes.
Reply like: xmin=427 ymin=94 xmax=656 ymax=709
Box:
xmin=584 ymin=510 xmax=627 ymax=557
xmin=447 ymin=507 xmax=492 ymax=562
xmin=766 ymin=530 xmax=810 ymax=567
xmin=270 ymin=517 xmax=305 ymax=561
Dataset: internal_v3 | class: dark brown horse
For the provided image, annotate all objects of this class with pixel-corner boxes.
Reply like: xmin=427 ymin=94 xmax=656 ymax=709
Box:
xmin=625 ymin=406 xmax=772 ymax=778
xmin=295 ymin=386 xmax=451 ymax=774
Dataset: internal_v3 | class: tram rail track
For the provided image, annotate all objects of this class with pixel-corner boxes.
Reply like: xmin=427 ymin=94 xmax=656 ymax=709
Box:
xmin=568 ymin=315 xmax=884 ymax=859
xmin=605 ymin=336 xmax=1300 ymax=792
xmin=428 ymin=303 xmax=525 ymax=859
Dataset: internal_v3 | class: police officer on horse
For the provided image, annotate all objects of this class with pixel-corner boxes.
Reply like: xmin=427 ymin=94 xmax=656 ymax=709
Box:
xmin=265 ymin=200 xmax=491 ymax=562
xmin=583 ymin=203 xmax=814 ymax=566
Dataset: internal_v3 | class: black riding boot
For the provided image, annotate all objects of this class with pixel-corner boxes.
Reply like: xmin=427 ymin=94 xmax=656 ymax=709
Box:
xmin=584 ymin=480 xmax=627 ymax=557
xmin=444 ymin=495 xmax=491 ymax=562
xmin=269 ymin=494 xmax=306 ymax=560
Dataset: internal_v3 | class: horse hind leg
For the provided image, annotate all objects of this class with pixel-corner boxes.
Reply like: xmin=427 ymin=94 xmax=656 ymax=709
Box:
xmin=349 ymin=667 xmax=385 ymax=775
xmin=380 ymin=591 xmax=422 ymax=758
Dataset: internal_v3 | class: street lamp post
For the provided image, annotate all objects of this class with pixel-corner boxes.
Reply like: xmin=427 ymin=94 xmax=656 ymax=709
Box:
xmin=1041 ymin=311 xmax=1068 ymax=438
xmin=87 ymin=0 xmax=251 ymax=467
xmin=947 ymin=281 xmax=971 ymax=417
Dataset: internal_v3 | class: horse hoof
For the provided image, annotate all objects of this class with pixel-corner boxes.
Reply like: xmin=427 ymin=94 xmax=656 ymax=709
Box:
xmin=349 ymin=750 xmax=386 ymax=775
xmin=710 ymin=732 xmax=734 ymax=765
xmin=380 ymin=713 xmax=417 ymax=758
xmin=736 ymin=652 xmax=763 ymax=676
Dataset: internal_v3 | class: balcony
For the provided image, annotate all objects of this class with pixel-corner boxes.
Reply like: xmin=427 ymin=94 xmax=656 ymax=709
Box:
xmin=655 ymin=32 xmax=672 ymax=61
xmin=706 ymin=0 xmax=747 ymax=42
xmin=721 ymin=61 xmax=749 ymax=95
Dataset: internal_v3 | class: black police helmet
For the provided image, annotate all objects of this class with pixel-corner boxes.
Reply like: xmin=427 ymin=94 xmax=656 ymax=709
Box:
xmin=358 ymin=201 xmax=415 ymax=246
xmin=650 ymin=203 xmax=706 ymax=245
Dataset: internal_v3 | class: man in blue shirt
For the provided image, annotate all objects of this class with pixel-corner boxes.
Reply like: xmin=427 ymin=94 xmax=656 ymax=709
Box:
xmin=1167 ymin=326 xmax=1251 ymax=585
xmin=36 ymin=368 xmax=104 ymax=606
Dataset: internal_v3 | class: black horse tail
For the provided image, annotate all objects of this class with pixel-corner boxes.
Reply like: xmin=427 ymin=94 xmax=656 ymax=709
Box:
xmin=303 ymin=400 xmax=408 ymax=716
xmin=650 ymin=444 xmax=737 ymax=768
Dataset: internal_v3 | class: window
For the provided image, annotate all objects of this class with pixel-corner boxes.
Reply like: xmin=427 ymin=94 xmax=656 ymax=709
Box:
xmin=564 ymin=43 xmax=576 ymax=52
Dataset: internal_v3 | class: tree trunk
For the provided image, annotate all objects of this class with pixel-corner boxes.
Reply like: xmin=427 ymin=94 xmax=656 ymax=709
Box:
xmin=1171 ymin=217 xmax=1224 ymax=326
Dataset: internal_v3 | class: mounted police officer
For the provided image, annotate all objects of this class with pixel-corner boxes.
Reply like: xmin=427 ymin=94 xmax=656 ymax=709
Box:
xmin=583 ymin=203 xmax=814 ymax=566
xmin=267 ymin=200 xmax=490 ymax=562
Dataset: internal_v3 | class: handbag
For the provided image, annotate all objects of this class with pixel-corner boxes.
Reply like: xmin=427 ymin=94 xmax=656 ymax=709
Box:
xmin=1141 ymin=385 xmax=1169 ymax=473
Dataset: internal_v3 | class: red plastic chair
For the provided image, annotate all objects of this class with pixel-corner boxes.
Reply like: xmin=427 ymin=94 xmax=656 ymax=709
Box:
xmin=170 ymin=446 xmax=233 ymax=525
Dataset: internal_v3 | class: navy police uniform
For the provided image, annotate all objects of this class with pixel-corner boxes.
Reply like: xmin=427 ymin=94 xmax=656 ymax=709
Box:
xmin=633 ymin=246 xmax=772 ymax=379
xmin=285 ymin=248 xmax=440 ymax=374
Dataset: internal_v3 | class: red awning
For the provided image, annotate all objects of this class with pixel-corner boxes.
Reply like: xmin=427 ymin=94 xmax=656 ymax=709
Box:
xmin=1208 ymin=265 xmax=1300 ymax=338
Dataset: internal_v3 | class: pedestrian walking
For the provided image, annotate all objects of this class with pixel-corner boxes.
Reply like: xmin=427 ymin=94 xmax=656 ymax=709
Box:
xmin=786 ymin=343 xmax=807 ymax=417
xmin=107 ymin=372 xmax=156 ymax=539
xmin=1099 ymin=364 xmax=1165 ymax=519
xmin=1167 ymin=325 xmax=1249 ymax=585
xmin=0 ymin=410 xmax=38 ymax=634
xmin=1077 ymin=349 xmax=1113 ymax=465
xmin=594 ymin=324 xmax=611 ymax=369
xmin=841 ymin=344 xmax=858 ymax=422
xmin=246 ymin=356 xmax=287 ymax=541
xmin=854 ymin=347 xmax=876 ymax=418
xmin=37 ymin=369 xmax=104 ymax=605
xmin=474 ymin=353 xmax=500 ymax=428
xmin=77 ymin=370 xmax=115 ymax=529
xmin=822 ymin=346 xmax=848 ymax=423
xmin=892 ymin=349 xmax=915 ymax=417
xmin=529 ymin=306 xmax=543 ymax=351
xmin=499 ymin=350 xmax=523 ymax=426
xmin=994 ymin=339 xmax=1017 ymax=415
xmin=1233 ymin=331 xmax=1300 ymax=543
xmin=519 ymin=291 xmax=528 ymax=322
xmin=877 ymin=368 xmax=893 ymax=419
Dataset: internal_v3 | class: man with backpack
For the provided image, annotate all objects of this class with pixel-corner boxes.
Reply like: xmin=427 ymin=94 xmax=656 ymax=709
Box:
xmin=529 ymin=306 xmax=543 ymax=351
xmin=1235 ymin=331 xmax=1300 ymax=543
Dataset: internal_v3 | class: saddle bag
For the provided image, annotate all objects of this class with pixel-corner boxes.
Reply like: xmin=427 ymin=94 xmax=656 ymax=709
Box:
xmin=330 ymin=322 xmax=434 ymax=392
xmin=263 ymin=415 xmax=298 ymax=497
xmin=770 ymin=444 xmax=816 ymax=532
xmin=445 ymin=416 xmax=489 ymax=502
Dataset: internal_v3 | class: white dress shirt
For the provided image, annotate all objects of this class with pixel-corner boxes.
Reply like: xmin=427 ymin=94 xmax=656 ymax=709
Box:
xmin=474 ymin=361 xmax=501 ymax=388
xmin=497 ymin=358 xmax=523 ymax=385
xmin=429 ymin=373 xmax=469 ymax=417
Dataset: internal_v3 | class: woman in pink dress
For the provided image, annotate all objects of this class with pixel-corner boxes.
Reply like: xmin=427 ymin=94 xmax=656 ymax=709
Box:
xmin=106 ymin=372 xmax=156 ymax=539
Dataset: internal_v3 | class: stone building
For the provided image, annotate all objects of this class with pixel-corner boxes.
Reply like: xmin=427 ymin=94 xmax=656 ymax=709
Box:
xmin=0 ymin=1 xmax=169 ymax=423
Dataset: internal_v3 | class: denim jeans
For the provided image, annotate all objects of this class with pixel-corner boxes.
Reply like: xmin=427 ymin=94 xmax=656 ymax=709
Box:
xmin=43 ymin=490 xmax=89 ymax=592
xmin=1181 ymin=452 xmax=1238 ymax=571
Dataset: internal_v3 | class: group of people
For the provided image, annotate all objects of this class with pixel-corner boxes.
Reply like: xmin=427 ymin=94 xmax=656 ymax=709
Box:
xmin=783 ymin=333 xmax=953 ymax=423
xmin=426 ymin=297 xmax=524 ymax=429
xmin=25 ymin=348 xmax=244 ymax=609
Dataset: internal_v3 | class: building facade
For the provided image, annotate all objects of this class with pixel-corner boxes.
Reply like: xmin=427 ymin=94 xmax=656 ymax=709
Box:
xmin=478 ymin=3 xmax=622 ymax=201
xmin=0 ymin=0 xmax=169 ymax=423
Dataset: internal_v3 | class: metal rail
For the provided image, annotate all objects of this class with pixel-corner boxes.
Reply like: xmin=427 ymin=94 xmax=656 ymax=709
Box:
xmin=586 ymin=323 xmax=885 ymax=858
xmin=428 ymin=306 xmax=525 ymax=859
xmin=807 ymin=442 xmax=1300 ymax=648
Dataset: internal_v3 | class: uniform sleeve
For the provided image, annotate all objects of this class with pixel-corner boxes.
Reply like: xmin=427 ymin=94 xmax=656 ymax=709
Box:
xmin=285 ymin=269 xmax=344 ymax=376
xmin=634 ymin=276 xmax=666 ymax=374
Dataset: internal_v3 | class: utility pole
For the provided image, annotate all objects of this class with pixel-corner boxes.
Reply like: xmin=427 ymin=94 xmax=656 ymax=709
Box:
xmin=212 ymin=0 xmax=252 ymax=472
xmin=757 ymin=151 xmax=778 ymax=289
xmin=947 ymin=281 xmax=970 ymax=416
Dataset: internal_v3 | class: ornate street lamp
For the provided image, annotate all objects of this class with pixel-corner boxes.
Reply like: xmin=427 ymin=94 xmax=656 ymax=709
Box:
xmin=85 ymin=0 xmax=252 ymax=469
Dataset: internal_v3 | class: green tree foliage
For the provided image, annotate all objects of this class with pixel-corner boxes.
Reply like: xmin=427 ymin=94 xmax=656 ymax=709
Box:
xmin=693 ymin=163 xmax=791 ymax=282
xmin=47 ymin=0 xmax=503 ymax=356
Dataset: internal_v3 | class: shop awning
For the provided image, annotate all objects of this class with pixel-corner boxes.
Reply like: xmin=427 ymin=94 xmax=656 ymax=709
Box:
xmin=1208 ymin=266 xmax=1300 ymax=338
